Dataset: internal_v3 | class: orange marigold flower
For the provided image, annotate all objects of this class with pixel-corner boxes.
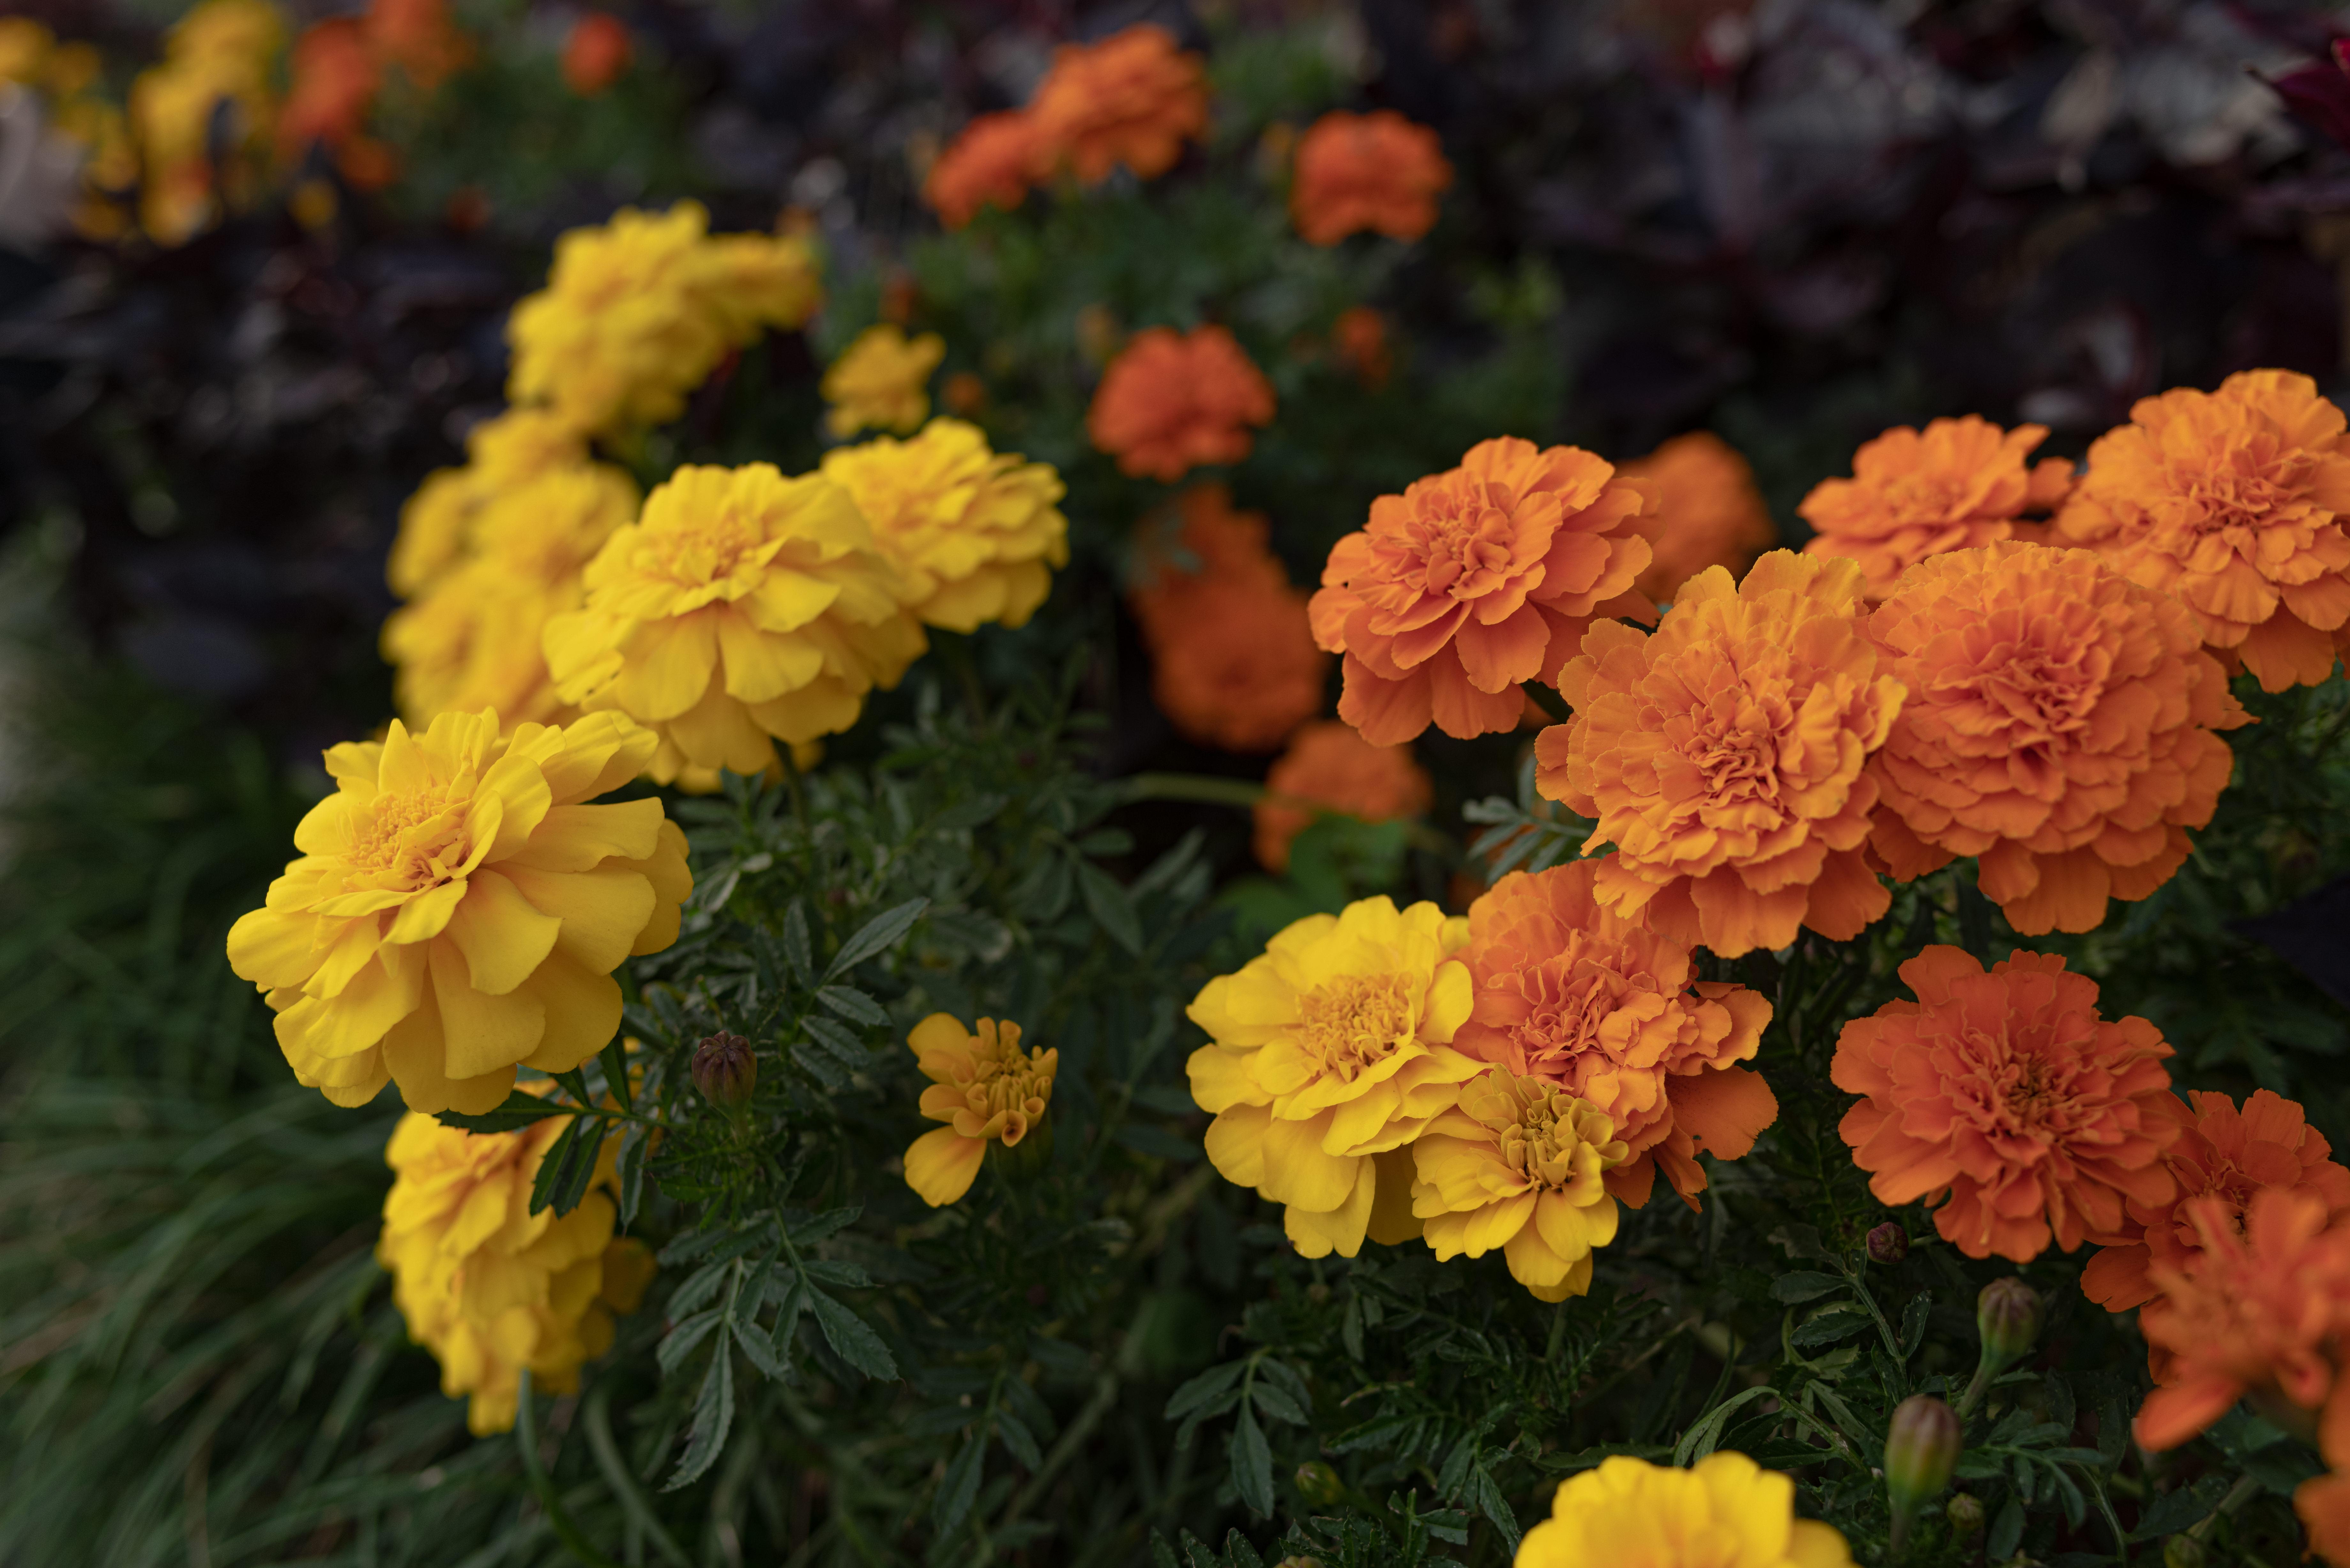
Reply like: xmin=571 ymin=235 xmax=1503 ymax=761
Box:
xmin=1087 ymin=325 xmax=1276 ymax=482
xmin=2055 ymin=370 xmax=2350 ymax=692
xmin=2135 ymin=1188 xmax=2350 ymax=1451
xmin=1832 ymin=946 xmax=2179 ymax=1263
xmin=1535 ymin=552 xmax=1898 ymax=956
xmin=1254 ymin=720 xmax=1433 ymax=872
xmin=1130 ymin=482 xmax=1290 ymax=614
xmin=1026 ymin=24 xmax=1206 ymax=186
xmin=561 ymin=13 xmax=630 ymax=97
xmin=2082 ymin=1088 xmax=2350 ymax=1311
xmin=1289 ymin=109 xmax=1453 ymax=246
xmin=365 ymin=0 xmax=469 ymax=92
xmin=1314 ymin=437 xmax=1656 ymax=747
xmin=278 ymin=19 xmax=377 ymax=162
xmin=1456 ymin=860 xmax=1777 ymax=1210
xmin=2300 ymin=1472 xmax=2350 ymax=1567
xmin=1620 ymin=431 xmax=1779 ymax=605
xmin=1332 ymin=306 xmax=1391 ymax=389
xmin=1146 ymin=575 xmax=1328 ymax=752
xmin=1864 ymin=542 xmax=2247 ymax=936
xmin=925 ymin=110 xmax=1038 ymax=228
xmin=1800 ymin=416 xmax=2072 ymax=599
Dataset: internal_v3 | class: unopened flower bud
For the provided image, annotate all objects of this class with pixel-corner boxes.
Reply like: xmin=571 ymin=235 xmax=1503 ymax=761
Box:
xmin=1976 ymin=1277 xmax=2042 ymax=1370
xmin=692 ymin=1031 xmax=756 ymax=1112
xmin=1867 ymin=1222 xmax=1909 ymax=1264
xmin=1947 ymin=1493 xmax=1985 ymax=1536
xmin=1294 ymin=1460 xmax=1344 ymax=1505
xmin=1885 ymin=1395 xmax=1961 ymax=1510
xmin=2164 ymin=1534 xmax=2206 ymax=1568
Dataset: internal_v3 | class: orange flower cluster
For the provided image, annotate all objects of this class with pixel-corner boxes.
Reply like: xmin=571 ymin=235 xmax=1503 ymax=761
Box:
xmin=1619 ymin=431 xmax=1778 ymax=605
xmin=1832 ymin=947 xmax=2179 ymax=1263
xmin=1254 ymin=720 xmax=1432 ymax=872
xmin=279 ymin=0 xmax=468 ymax=188
xmin=1455 ymin=861 xmax=1777 ymax=1210
xmin=1536 ymin=551 xmax=1897 ymax=957
xmin=1864 ymin=542 xmax=2247 ymax=935
xmin=2081 ymin=1088 xmax=2350 ymax=1311
xmin=1289 ymin=109 xmax=1453 ymax=246
xmin=1130 ymin=486 xmax=1327 ymax=751
xmin=562 ymin=14 xmax=631 ymax=97
xmin=1088 ymin=325 xmax=1276 ymax=482
xmin=1312 ymin=437 xmax=1656 ymax=746
xmin=922 ymin=24 xmax=1207 ymax=229
xmin=1799 ymin=416 xmax=2071 ymax=599
xmin=2057 ymin=370 xmax=2350 ymax=692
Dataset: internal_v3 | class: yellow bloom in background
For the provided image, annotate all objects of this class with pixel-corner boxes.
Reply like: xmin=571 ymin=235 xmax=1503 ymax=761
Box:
xmin=507 ymin=200 xmax=822 ymax=436
xmin=903 ymin=1014 xmax=1056 ymax=1206
xmin=127 ymin=0 xmax=284 ymax=245
xmin=1516 ymin=1453 xmax=1855 ymax=1568
xmin=822 ymin=324 xmax=945 ymax=438
xmin=542 ymin=463 xmax=926 ymax=786
xmin=1411 ymin=1070 xmax=1627 ymax=1302
xmin=387 ymin=408 xmax=588 ymax=598
xmin=226 ymin=710 xmax=692 ymax=1113
xmin=820 ymin=418 xmax=1070 ymax=632
xmin=385 ymin=464 xmax=640 ymax=729
xmin=378 ymin=1103 xmax=655 ymax=1436
xmin=1187 ymin=897 xmax=1485 ymax=1259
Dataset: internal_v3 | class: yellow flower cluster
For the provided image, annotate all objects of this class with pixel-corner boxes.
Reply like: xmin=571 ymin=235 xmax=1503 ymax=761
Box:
xmin=127 ymin=0 xmax=283 ymax=245
xmin=902 ymin=1014 xmax=1058 ymax=1206
xmin=1413 ymin=1070 xmax=1628 ymax=1301
xmin=0 ymin=18 xmax=137 ymax=241
xmin=378 ymin=1102 xmax=655 ymax=1435
xmin=1516 ymin=1454 xmax=1854 ymax=1568
xmin=505 ymin=200 xmax=822 ymax=436
xmin=822 ymin=324 xmax=946 ymax=438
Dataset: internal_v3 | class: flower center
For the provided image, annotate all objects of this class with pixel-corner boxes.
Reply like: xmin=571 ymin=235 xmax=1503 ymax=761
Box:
xmin=1945 ymin=645 xmax=2094 ymax=749
xmin=963 ymin=1021 xmax=1053 ymax=1120
xmin=1295 ymin=972 xmax=1417 ymax=1080
xmin=650 ymin=503 xmax=765 ymax=586
xmin=1469 ymin=1075 xmax=1618 ymax=1190
xmin=2177 ymin=456 xmax=2301 ymax=536
xmin=1401 ymin=482 xmax=1518 ymax=596
xmin=349 ymin=787 xmax=470 ymax=890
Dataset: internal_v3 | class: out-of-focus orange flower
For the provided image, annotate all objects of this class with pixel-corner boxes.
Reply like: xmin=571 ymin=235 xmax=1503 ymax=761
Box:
xmin=562 ymin=13 xmax=631 ymax=97
xmin=1313 ymin=438 xmax=1655 ymax=747
xmin=2083 ymin=1089 xmax=2350 ymax=1311
xmin=1332 ymin=306 xmax=1391 ymax=389
xmin=278 ymin=19 xmax=380 ymax=170
xmin=1800 ymin=417 xmax=2072 ymax=599
xmin=2135 ymin=1188 xmax=2350 ymax=1451
xmin=1290 ymin=109 xmax=1453 ymax=245
xmin=2055 ymin=370 xmax=2350 ymax=692
xmin=2301 ymin=1471 xmax=2350 ymax=1567
xmin=1864 ymin=542 xmax=2247 ymax=935
xmin=1456 ymin=860 xmax=1776 ymax=1211
xmin=366 ymin=0 xmax=469 ymax=91
xmin=1833 ymin=946 xmax=2179 ymax=1263
xmin=1026 ymin=24 xmax=1207 ymax=185
xmin=1536 ymin=552 xmax=1897 ymax=956
xmin=1087 ymin=325 xmax=1275 ymax=482
xmin=1619 ymin=431 xmax=1778 ymax=604
xmin=1131 ymin=483 xmax=1289 ymax=610
xmin=924 ymin=110 xmax=1038 ymax=228
xmin=1254 ymin=720 xmax=1432 ymax=872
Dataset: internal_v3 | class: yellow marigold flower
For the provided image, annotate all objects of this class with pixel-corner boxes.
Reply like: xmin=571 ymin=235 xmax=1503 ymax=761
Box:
xmin=543 ymin=463 xmax=925 ymax=784
xmin=1411 ymin=1070 xmax=1627 ymax=1301
xmin=1186 ymin=897 xmax=1485 ymax=1259
xmin=1516 ymin=1453 xmax=1855 ymax=1568
xmin=819 ymin=418 xmax=1070 ymax=632
xmin=225 ymin=710 xmax=693 ymax=1114
xmin=507 ymin=200 xmax=822 ymax=436
xmin=378 ymin=1103 xmax=655 ymax=1435
xmin=128 ymin=0 xmax=284 ymax=245
xmin=387 ymin=409 xmax=588 ymax=598
xmin=384 ymin=464 xmax=639 ymax=729
xmin=822 ymin=324 xmax=947 ymax=438
xmin=903 ymin=1014 xmax=1057 ymax=1206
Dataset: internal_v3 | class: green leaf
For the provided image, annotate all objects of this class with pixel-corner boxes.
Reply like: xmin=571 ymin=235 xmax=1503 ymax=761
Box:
xmin=1231 ymin=1403 xmax=1275 ymax=1516
xmin=815 ymin=985 xmax=890 ymax=1026
xmin=933 ymin=1432 xmax=986 ymax=1536
xmin=732 ymin=1315 xmax=787 ymax=1382
xmin=801 ymin=1014 xmax=871 ymax=1067
xmin=781 ymin=900 xmax=814 ymax=985
xmin=1769 ymin=1271 xmax=1844 ymax=1304
xmin=433 ymin=1091 xmax=572 ymax=1134
xmin=1898 ymin=1291 xmax=1931 ymax=1360
xmin=1988 ymin=1496 xmax=2025 ymax=1560
xmin=807 ymin=1289 xmax=898 ymax=1381
xmin=826 ymin=896 xmax=929 ymax=978
xmin=1788 ymin=1307 xmax=1870 ymax=1350
xmin=1165 ymin=1362 xmax=1246 ymax=1421
xmin=1076 ymin=861 xmax=1144 ymax=955
xmin=1468 ymin=1464 xmax=1521 ymax=1551
xmin=657 ymin=1308 xmax=725 ymax=1375
xmin=527 ymin=1113 xmax=604 ymax=1217
xmin=663 ymin=1342 xmax=734 ymax=1491
xmin=1674 ymin=1385 xmax=1779 ymax=1466
xmin=597 ymin=1039 xmax=633 ymax=1113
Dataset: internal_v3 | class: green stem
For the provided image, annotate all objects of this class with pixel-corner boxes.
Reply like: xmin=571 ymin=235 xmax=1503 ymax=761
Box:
xmin=582 ymin=1386 xmax=693 ymax=1568
xmin=515 ymin=1369 xmax=626 ymax=1568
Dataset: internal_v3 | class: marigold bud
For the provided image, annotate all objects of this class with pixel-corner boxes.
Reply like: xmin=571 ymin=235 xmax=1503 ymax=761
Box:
xmin=1976 ymin=1277 xmax=2042 ymax=1370
xmin=1885 ymin=1395 xmax=1961 ymax=1510
xmin=2164 ymin=1534 xmax=2206 ymax=1568
xmin=1867 ymin=1221 xmax=1909 ymax=1264
xmin=1294 ymin=1460 xmax=1344 ymax=1505
xmin=692 ymin=1031 xmax=756 ymax=1112
xmin=1947 ymin=1493 xmax=1985 ymax=1536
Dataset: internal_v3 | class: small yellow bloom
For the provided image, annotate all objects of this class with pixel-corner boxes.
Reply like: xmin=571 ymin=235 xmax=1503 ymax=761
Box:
xmin=127 ymin=0 xmax=283 ymax=245
xmin=542 ymin=463 xmax=926 ymax=785
xmin=903 ymin=1014 xmax=1056 ymax=1206
xmin=507 ymin=200 xmax=822 ymax=436
xmin=822 ymin=324 xmax=945 ymax=438
xmin=1412 ymin=1070 xmax=1627 ymax=1302
xmin=1516 ymin=1453 xmax=1855 ymax=1568
xmin=387 ymin=409 xmax=589 ymax=598
xmin=820 ymin=418 xmax=1071 ymax=632
xmin=378 ymin=1102 xmax=654 ymax=1436
xmin=226 ymin=709 xmax=692 ymax=1113
xmin=1187 ymin=897 xmax=1485 ymax=1259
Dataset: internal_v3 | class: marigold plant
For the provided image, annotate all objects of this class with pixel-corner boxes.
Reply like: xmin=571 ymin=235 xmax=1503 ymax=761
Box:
xmin=1620 ymin=430 xmax=1779 ymax=604
xmin=2055 ymin=369 xmax=2350 ymax=691
xmin=902 ymin=1014 xmax=1055 ymax=1207
xmin=1186 ymin=897 xmax=1485 ymax=1259
xmin=1516 ymin=1453 xmax=1855 ymax=1568
xmin=1832 ymin=946 xmax=2179 ymax=1262
xmin=1799 ymin=416 xmax=2071 ymax=599
xmin=924 ymin=109 xmax=1038 ymax=228
xmin=225 ymin=710 xmax=691 ymax=1113
xmin=1864 ymin=541 xmax=2247 ymax=934
xmin=819 ymin=418 xmax=1067 ymax=631
xmin=1024 ymin=24 xmax=1207 ymax=185
xmin=542 ymin=464 xmax=925 ymax=785
xmin=1253 ymin=720 xmax=1432 ymax=872
xmin=1313 ymin=436 xmax=1656 ymax=746
xmin=1289 ymin=109 xmax=1453 ymax=245
xmin=822 ymin=324 xmax=946 ymax=439
xmin=1409 ymin=1070 xmax=1626 ymax=1301
xmin=1536 ymin=550 xmax=1899 ymax=956
xmin=1455 ymin=861 xmax=1776 ymax=1210
xmin=1087 ymin=325 xmax=1276 ymax=482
